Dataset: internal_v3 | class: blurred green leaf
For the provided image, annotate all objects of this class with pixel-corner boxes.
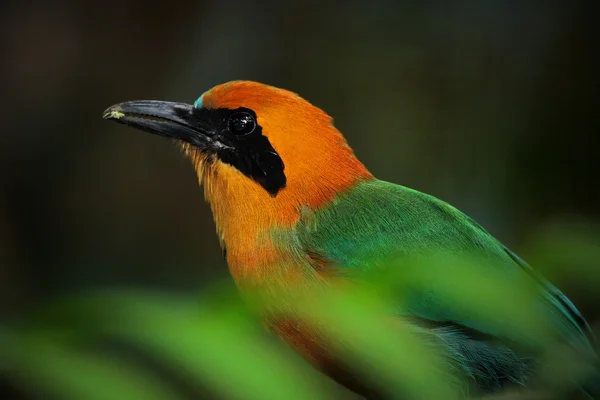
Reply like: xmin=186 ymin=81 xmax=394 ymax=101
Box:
xmin=367 ymin=254 xmax=553 ymax=348
xmin=3 ymin=329 xmax=181 ymax=400
xmin=298 ymin=285 xmax=463 ymax=400
xmin=20 ymin=289 xmax=329 ymax=400
xmin=3 ymin=218 xmax=599 ymax=400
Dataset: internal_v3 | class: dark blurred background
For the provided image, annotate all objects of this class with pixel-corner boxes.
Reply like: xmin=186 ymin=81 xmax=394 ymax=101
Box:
xmin=1 ymin=0 xmax=599 ymax=381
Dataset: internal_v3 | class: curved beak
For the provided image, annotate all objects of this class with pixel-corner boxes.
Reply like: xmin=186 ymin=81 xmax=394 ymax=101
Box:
xmin=102 ymin=100 xmax=214 ymax=145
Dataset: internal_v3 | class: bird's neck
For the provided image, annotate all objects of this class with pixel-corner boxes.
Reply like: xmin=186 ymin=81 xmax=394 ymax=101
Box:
xmin=184 ymin=146 xmax=372 ymax=287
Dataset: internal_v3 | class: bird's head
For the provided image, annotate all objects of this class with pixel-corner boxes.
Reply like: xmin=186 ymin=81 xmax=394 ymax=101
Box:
xmin=104 ymin=81 xmax=372 ymax=232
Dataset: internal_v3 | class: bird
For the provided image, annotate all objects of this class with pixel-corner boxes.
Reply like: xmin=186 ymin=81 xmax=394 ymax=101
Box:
xmin=103 ymin=81 xmax=598 ymax=399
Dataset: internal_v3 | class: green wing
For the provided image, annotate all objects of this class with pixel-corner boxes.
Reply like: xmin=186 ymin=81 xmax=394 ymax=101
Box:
xmin=296 ymin=179 xmax=595 ymax=361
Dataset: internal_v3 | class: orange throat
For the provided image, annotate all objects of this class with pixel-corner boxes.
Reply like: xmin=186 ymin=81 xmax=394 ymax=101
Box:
xmin=180 ymin=140 xmax=372 ymax=286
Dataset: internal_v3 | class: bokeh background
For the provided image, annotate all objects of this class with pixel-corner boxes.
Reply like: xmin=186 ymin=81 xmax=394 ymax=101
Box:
xmin=1 ymin=1 xmax=599 ymax=399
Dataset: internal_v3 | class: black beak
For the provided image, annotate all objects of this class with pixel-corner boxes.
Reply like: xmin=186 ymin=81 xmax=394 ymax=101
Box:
xmin=102 ymin=100 xmax=213 ymax=145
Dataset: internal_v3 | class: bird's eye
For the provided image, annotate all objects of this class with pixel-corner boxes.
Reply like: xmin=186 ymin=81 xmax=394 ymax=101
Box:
xmin=228 ymin=112 xmax=256 ymax=136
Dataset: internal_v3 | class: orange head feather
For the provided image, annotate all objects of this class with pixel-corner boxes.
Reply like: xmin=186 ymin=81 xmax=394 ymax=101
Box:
xmin=186 ymin=81 xmax=372 ymax=240
xmin=104 ymin=81 xmax=373 ymax=283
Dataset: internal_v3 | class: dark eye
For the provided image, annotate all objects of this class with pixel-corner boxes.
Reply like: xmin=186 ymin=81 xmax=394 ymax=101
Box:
xmin=228 ymin=112 xmax=256 ymax=136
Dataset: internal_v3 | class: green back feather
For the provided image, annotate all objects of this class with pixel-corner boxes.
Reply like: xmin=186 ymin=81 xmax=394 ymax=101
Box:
xmin=293 ymin=179 xmax=596 ymax=392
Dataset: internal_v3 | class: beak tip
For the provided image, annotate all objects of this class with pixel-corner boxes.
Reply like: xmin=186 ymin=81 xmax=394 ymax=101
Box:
xmin=103 ymin=105 xmax=125 ymax=120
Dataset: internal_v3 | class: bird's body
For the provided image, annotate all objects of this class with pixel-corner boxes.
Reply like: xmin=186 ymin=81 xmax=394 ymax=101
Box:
xmin=104 ymin=81 xmax=598 ymax=398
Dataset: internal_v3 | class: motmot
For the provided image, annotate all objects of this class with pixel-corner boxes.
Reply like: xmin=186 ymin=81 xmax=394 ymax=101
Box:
xmin=104 ymin=81 xmax=598 ymax=398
